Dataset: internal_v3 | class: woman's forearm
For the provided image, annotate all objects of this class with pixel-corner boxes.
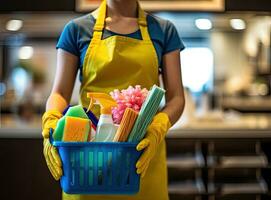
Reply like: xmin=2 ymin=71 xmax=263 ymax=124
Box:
xmin=46 ymin=93 xmax=68 ymax=113
xmin=45 ymin=49 xmax=79 ymax=113
xmin=161 ymin=94 xmax=185 ymax=126
xmin=160 ymin=49 xmax=185 ymax=126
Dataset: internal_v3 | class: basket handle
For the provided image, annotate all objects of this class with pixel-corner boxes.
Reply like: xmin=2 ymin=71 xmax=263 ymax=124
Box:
xmin=49 ymin=128 xmax=54 ymax=145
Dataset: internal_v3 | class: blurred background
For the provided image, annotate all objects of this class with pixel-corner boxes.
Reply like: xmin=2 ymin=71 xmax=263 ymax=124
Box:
xmin=0 ymin=0 xmax=270 ymax=200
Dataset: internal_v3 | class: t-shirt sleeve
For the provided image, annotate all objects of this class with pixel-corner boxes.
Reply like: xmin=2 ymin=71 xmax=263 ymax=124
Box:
xmin=56 ymin=20 xmax=79 ymax=57
xmin=163 ymin=20 xmax=185 ymax=55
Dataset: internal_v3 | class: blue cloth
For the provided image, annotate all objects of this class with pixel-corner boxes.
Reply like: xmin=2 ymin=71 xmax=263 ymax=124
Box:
xmin=56 ymin=13 xmax=185 ymax=81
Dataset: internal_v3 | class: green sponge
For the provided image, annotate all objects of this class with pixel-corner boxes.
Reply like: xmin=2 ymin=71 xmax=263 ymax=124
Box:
xmin=65 ymin=105 xmax=88 ymax=119
xmin=53 ymin=117 xmax=66 ymax=141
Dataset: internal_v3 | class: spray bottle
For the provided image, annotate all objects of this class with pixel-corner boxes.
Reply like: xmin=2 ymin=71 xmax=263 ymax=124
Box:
xmin=87 ymin=92 xmax=117 ymax=142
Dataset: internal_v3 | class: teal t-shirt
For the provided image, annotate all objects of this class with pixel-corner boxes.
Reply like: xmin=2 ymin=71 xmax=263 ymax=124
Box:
xmin=56 ymin=13 xmax=185 ymax=81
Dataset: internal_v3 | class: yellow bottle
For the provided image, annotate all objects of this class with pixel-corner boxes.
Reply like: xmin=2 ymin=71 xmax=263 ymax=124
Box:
xmin=87 ymin=92 xmax=117 ymax=142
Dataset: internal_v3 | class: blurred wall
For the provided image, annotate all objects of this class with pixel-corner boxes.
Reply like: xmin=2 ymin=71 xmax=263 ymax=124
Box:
xmin=211 ymin=16 xmax=271 ymax=81
xmin=244 ymin=16 xmax=271 ymax=57
xmin=211 ymin=32 xmax=249 ymax=80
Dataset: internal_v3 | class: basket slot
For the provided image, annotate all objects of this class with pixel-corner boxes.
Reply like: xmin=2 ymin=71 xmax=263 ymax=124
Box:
xmin=107 ymin=151 xmax=113 ymax=186
xmin=79 ymin=151 xmax=84 ymax=186
xmin=97 ymin=151 xmax=103 ymax=186
xmin=75 ymin=150 xmax=81 ymax=187
xmin=70 ymin=151 xmax=76 ymax=186
xmin=124 ymin=152 xmax=131 ymax=185
xmin=102 ymin=148 xmax=108 ymax=188
xmin=84 ymin=147 xmax=89 ymax=187
xmin=93 ymin=148 xmax=99 ymax=186
xmin=88 ymin=151 xmax=94 ymax=186
xmin=120 ymin=150 xmax=128 ymax=186
xmin=116 ymin=150 xmax=122 ymax=187
xmin=129 ymin=151 xmax=138 ymax=187
xmin=111 ymin=148 xmax=117 ymax=188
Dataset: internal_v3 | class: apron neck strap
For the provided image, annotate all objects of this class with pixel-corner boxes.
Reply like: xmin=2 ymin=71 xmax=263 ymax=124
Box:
xmin=93 ymin=0 xmax=106 ymax=32
xmin=137 ymin=2 xmax=151 ymax=41
xmin=93 ymin=0 xmax=151 ymax=41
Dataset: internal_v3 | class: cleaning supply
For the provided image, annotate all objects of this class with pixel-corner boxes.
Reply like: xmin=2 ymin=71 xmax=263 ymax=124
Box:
xmin=62 ymin=116 xmax=90 ymax=142
xmin=87 ymin=92 xmax=117 ymax=142
xmin=84 ymin=108 xmax=99 ymax=141
xmin=53 ymin=117 xmax=66 ymax=141
xmin=113 ymin=108 xmax=138 ymax=142
xmin=136 ymin=112 xmax=171 ymax=177
xmin=53 ymin=105 xmax=94 ymax=142
xmin=65 ymin=105 xmax=89 ymax=119
xmin=128 ymin=85 xmax=165 ymax=142
xmin=63 ymin=105 xmax=99 ymax=128
xmin=84 ymin=107 xmax=98 ymax=127
xmin=110 ymin=85 xmax=148 ymax=124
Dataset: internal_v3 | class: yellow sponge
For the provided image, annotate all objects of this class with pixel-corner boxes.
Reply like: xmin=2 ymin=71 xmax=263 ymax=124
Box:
xmin=114 ymin=108 xmax=138 ymax=142
xmin=63 ymin=116 xmax=90 ymax=142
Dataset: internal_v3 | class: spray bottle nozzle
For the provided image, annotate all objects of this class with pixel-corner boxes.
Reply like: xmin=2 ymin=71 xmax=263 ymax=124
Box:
xmin=86 ymin=92 xmax=117 ymax=115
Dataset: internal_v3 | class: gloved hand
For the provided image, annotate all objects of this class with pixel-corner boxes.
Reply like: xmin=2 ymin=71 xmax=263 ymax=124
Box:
xmin=43 ymin=138 xmax=63 ymax=180
xmin=42 ymin=110 xmax=62 ymax=138
xmin=136 ymin=112 xmax=171 ymax=177
xmin=42 ymin=110 xmax=63 ymax=180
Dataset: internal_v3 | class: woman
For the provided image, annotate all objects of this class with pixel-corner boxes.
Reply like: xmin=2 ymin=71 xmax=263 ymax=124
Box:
xmin=42 ymin=0 xmax=185 ymax=199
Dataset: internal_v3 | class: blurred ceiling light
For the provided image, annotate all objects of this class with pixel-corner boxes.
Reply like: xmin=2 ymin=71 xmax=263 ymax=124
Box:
xmin=19 ymin=46 xmax=34 ymax=59
xmin=195 ymin=19 xmax=212 ymax=30
xmin=230 ymin=19 xmax=246 ymax=30
xmin=6 ymin=19 xmax=23 ymax=31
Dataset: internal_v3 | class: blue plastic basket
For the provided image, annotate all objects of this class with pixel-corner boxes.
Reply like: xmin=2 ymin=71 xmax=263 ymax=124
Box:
xmin=52 ymin=141 xmax=141 ymax=195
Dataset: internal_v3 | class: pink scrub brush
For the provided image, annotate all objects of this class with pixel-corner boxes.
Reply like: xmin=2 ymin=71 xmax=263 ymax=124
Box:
xmin=110 ymin=85 xmax=148 ymax=124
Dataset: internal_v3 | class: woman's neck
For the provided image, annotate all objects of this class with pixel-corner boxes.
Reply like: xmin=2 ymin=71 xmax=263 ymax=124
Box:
xmin=107 ymin=0 xmax=138 ymax=18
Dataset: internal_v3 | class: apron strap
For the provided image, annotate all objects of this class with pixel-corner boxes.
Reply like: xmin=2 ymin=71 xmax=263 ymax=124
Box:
xmin=137 ymin=2 xmax=151 ymax=41
xmin=92 ymin=0 xmax=151 ymax=42
xmin=92 ymin=0 xmax=106 ymax=42
xmin=93 ymin=0 xmax=106 ymax=32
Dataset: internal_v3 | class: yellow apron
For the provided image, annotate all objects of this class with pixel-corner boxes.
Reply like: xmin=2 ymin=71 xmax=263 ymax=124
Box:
xmin=63 ymin=1 xmax=169 ymax=199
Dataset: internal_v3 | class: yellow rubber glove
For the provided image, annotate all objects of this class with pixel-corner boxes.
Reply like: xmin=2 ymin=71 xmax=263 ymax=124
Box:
xmin=136 ymin=112 xmax=171 ymax=177
xmin=42 ymin=110 xmax=63 ymax=180
xmin=43 ymin=138 xmax=63 ymax=180
xmin=42 ymin=93 xmax=67 ymax=180
xmin=42 ymin=110 xmax=63 ymax=138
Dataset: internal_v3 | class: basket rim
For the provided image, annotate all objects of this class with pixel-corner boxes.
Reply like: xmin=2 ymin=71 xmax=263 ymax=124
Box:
xmin=52 ymin=141 xmax=139 ymax=147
